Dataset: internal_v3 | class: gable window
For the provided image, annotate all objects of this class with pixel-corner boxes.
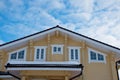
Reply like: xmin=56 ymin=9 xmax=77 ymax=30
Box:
xmin=69 ymin=47 xmax=80 ymax=62
xmin=18 ymin=50 xmax=25 ymax=59
xmin=90 ymin=51 xmax=97 ymax=60
xmin=52 ymin=45 xmax=63 ymax=54
xmin=11 ymin=52 xmax=17 ymax=59
xmin=98 ymin=54 xmax=104 ymax=61
xmin=88 ymin=48 xmax=106 ymax=63
xmin=9 ymin=48 xmax=26 ymax=61
xmin=34 ymin=46 xmax=47 ymax=61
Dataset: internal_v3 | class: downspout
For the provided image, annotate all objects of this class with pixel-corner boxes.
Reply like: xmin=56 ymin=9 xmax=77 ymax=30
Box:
xmin=116 ymin=61 xmax=119 ymax=80
xmin=69 ymin=65 xmax=84 ymax=80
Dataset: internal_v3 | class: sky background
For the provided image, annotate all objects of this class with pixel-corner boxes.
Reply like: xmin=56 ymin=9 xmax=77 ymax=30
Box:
xmin=0 ymin=0 xmax=120 ymax=49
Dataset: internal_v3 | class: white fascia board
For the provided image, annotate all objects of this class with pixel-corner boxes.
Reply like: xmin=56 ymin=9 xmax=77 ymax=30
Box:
xmin=7 ymin=68 xmax=81 ymax=71
xmin=7 ymin=61 xmax=80 ymax=65
xmin=0 ymin=28 xmax=58 ymax=50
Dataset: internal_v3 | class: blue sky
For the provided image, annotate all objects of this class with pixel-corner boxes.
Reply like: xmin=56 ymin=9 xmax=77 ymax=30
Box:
xmin=0 ymin=0 xmax=120 ymax=48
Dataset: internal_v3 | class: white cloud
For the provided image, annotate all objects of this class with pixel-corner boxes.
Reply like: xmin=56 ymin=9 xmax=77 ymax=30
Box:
xmin=75 ymin=19 xmax=120 ymax=48
xmin=0 ymin=0 xmax=6 ymax=11
xmin=0 ymin=40 xmax=4 ymax=44
xmin=28 ymin=0 xmax=65 ymax=11
xmin=94 ymin=0 xmax=115 ymax=11
xmin=9 ymin=0 xmax=24 ymax=7
xmin=22 ymin=10 xmax=61 ymax=27
xmin=69 ymin=0 xmax=94 ymax=13
xmin=45 ymin=0 xmax=65 ymax=10
xmin=1 ymin=24 xmax=38 ymax=38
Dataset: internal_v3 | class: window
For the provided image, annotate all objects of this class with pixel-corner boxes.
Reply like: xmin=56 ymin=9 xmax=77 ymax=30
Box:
xmin=11 ymin=52 xmax=17 ymax=59
xmin=69 ymin=47 xmax=80 ymax=62
xmin=88 ymin=48 xmax=106 ymax=63
xmin=9 ymin=48 xmax=26 ymax=61
xmin=52 ymin=45 xmax=63 ymax=54
xmin=98 ymin=54 xmax=104 ymax=61
xmin=90 ymin=51 xmax=97 ymax=60
xmin=18 ymin=50 xmax=24 ymax=59
xmin=35 ymin=46 xmax=46 ymax=61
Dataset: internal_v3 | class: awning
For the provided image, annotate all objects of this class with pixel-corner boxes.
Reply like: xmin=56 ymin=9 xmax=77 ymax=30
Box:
xmin=5 ymin=61 xmax=83 ymax=71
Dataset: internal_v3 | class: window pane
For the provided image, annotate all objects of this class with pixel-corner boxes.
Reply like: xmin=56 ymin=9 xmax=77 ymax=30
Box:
xmin=11 ymin=52 xmax=17 ymax=59
xmin=75 ymin=49 xmax=78 ymax=60
xmin=36 ymin=49 xmax=40 ymax=59
xmin=53 ymin=47 xmax=57 ymax=52
xmin=71 ymin=49 xmax=74 ymax=59
xmin=58 ymin=47 xmax=61 ymax=52
xmin=90 ymin=51 xmax=96 ymax=60
xmin=18 ymin=50 xmax=24 ymax=59
xmin=41 ymin=49 xmax=44 ymax=59
xmin=98 ymin=54 xmax=104 ymax=61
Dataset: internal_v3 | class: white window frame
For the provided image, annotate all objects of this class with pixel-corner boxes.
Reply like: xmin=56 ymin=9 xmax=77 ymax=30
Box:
xmin=34 ymin=46 xmax=47 ymax=61
xmin=9 ymin=47 xmax=27 ymax=61
xmin=68 ymin=46 xmax=80 ymax=62
xmin=88 ymin=48 xmax=106 ymax=63
xmin=51 ymin=44 xmax=63 ymax=54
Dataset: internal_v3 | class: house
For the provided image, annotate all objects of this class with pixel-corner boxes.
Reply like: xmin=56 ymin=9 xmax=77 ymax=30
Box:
xmin=0 ymin=25 xmax=120 ymax=80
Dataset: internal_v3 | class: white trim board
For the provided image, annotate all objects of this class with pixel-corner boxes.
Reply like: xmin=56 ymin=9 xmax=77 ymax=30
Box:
xmin=7 ymin=68 xmax=81 ymax=71
xmin=7 ymin=61 xmax=80 ymax=65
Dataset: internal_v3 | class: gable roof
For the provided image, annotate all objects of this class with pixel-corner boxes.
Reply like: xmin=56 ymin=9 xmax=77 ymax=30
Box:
xmin=0 ymin=25 xmax=120 ymax=57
